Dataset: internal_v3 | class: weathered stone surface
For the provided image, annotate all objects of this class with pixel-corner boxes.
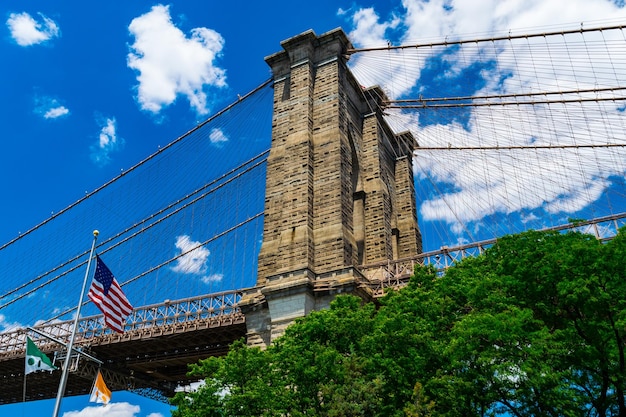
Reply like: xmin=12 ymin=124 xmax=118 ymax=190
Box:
xmin=240 ymin=28 xmax=421 ymax=348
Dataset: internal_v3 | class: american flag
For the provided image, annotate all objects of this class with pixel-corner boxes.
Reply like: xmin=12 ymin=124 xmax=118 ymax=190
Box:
xmin=88 ymin=255 xmax=133 ymax=333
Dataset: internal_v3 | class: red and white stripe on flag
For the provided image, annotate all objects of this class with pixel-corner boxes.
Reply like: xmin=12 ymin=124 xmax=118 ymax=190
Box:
xmin=88 ymin=256 xmax=133 ymax=333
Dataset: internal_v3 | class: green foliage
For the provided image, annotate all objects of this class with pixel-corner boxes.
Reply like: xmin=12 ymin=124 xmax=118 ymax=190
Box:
xmin=171 ymin=228 xmax=626 ymax=416
xmin=404 ymin=383 xmax=435 ymax=417
xmin=270 ymin=295 xmax=384 ymax=415
xmin=170 ymin=339 xmax=282 ymax=417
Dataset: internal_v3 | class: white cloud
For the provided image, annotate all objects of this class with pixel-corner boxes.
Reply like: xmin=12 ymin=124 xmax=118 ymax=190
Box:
xmin=34 ymin=95 xmax=70 ymax=119
xmin=337 ymin=7 xmax=350 ymax=16
xmin=0 ymin=314 xmax=21 ymax=333
xmin=62 ymin=402 xmax=140 ymax=417
xmin=44 ymin=106 xmax=69 ymax=119
xmin=172 ymin=235 xmax=210 ymax=274
xmin=172 ymin=236 xmax=222 ymax=285
xmin=175 ymin=380 xmax=205 ymax=393
xmin=90 ymin=117 xmax=124 ymax=166
xmin=349 ymin=7 xmax=397 ymax=47
xmin=201 ymin=273 xmax=223 ymax=284
xmin=347 ymin=8 xmax=420 ymax=99
xmin=127 ymin=4 xmax=227 ymax=115
xmin=209 ymin=128 xmax=228 ymax=145
xmin=520 ymin=212 xmax=539 ymax=224
xmin=6 ymin=12 xmax=59 ymax=46
xmin=346 ymin=0 xmax=626 ymax=235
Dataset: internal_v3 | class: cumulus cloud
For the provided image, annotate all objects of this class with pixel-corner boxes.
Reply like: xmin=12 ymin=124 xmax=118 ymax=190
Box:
xmin=172 ymin=236 xmax=223 ymax=283
xmin=337 ymin=7 xmax=351 ymax=16
xmin=44 ymin=106 xmax=70 ymax=119
xmin=62 ymin=402 xmax=141 ymax=417
xmin=0 ymin=314 xmax=21 ymax=333
xmin=209 ymin=128 xmax=228 ymax=146
xmin=6 ymin=12 xmax=59 ymax=46
xmin=127 ymin=4 xmax=227 ymax=115
xmin=172 ymin=235 xmax=210 ymax=274
xmin=34 ymin=95 xmax=70 ymax=120
xmin=346 ymin=8 xmax=419 ymax=98
xmin=201 ymin=273 xmax=223 ymax=284
xmin=90 ymin=117 xmax=124 ymax=166
xmin=175 ymin=380 xmax=205 ymax=393
xmin=346 ymin=0 xmax=626 ymax=236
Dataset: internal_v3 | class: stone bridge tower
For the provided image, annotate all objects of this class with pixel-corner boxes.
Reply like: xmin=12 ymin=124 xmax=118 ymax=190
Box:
xmin=241 ymin=28 xmax=421 ymax=348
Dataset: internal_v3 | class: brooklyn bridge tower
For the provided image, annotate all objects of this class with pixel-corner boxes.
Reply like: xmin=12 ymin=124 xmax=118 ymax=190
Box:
xmin=241 ymin=28 xmax=421 ymax=347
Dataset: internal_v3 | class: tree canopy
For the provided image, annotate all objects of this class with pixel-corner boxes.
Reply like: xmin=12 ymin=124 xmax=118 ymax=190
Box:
xmin=171 ymin=228 xmax=626 ymax=416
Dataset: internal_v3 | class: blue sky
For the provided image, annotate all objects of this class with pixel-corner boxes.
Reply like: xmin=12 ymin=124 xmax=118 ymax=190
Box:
xmin=2 ymin=0 xmax=626 ymax=416
xmin=0 ymin=1 xmax=386 ymax=246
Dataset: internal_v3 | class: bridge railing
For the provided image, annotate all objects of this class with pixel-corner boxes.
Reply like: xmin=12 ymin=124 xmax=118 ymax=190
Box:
xmin=358 ymin=244 xmax=489 ymax=297
xmin=0 ymin=289 xmax=244 ymax=359
xmin=359 ymin=213 xmax=626 ymax=296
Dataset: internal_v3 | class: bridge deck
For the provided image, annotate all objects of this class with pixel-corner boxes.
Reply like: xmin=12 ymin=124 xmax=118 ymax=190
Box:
xmin=0 ymin=291 xmax=245 ymax=404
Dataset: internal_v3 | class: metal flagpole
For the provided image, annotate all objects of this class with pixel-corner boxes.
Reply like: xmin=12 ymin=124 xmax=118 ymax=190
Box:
xmin=52 ymin=230 xmax=99 ymax=417
xmin=22 ymin=365 xmax=27 ymax=403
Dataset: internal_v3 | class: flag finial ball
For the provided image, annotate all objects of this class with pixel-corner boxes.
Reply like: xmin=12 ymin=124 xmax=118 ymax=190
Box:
xmin=93 ymin=230 xmax=100 ymax=237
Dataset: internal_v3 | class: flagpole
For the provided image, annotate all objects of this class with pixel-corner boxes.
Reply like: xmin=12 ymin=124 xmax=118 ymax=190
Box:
xmin=22 ymin=367 xmax=27 ymax=403
xmin=52 ymin=230 xmax=99 ymax=417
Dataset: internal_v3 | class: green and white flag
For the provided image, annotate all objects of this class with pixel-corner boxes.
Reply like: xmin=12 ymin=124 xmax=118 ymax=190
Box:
xmin=25 ymin=337 xmax=57 ymax=374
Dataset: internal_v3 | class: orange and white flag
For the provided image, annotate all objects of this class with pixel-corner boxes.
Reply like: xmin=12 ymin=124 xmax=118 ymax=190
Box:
xmin=89 ymin=370 xmax=111 ymax=404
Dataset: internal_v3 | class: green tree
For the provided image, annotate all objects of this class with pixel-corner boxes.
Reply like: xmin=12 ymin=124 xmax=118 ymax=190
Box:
xmin=270 ymin=295 xmax=385 ymax=415
xmin=404 ymin=382 xmax=435 ymax=417
xmin=418 ymin=230 xmax=626 ymax=416
xmin=170 ymin=339 xmax=284 ymax=417
xmin=171 ymin=228 xmax=626 ymax=417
